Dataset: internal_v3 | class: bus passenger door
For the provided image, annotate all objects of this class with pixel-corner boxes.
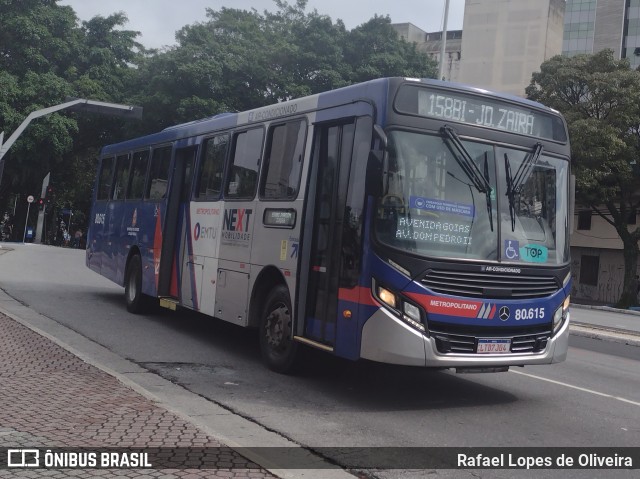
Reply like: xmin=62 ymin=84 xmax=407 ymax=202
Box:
xmin=301 ymin=121 xmax=355 ymax=347
xmin=157 ymin=146 xmax=198 ymax=307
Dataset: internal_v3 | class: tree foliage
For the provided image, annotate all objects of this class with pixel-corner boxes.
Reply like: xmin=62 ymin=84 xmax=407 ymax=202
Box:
xmin=131 ymin=0 xmax=437 ymax=131
xmin=0 ymin=0 xmax=143 ymax=239
xmin=526 ymin=50 xmax=640 ymax=306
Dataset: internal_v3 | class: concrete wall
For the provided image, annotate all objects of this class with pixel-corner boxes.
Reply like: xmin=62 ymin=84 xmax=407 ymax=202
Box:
xmin=569 ymin=247 xmax=639 ymax=305
xmin=570 ymin=208 xmax=640 ymax=304
xmin=458 ymin=0 xmax=565 ymax=96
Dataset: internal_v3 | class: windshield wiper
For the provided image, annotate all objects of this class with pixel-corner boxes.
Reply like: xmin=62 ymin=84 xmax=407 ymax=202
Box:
xmin=504 ymin=153 xmax=517 ymax=231
xmin=504 ymin=143 xmax=543 ymax=231
xmin=441 ymin=125 xmax=494 ymax=231
xmin=512 ymin=143 xmax=543 ymax=194
xmin=483 ymin=152 xmax=493 ymax=232
xmin=441 ymin=126 xmax=491 ymax=193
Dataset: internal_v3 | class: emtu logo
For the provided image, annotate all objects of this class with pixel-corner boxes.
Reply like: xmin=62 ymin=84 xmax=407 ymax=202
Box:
xmin=193 ymin=223 xmax=201 ymax=241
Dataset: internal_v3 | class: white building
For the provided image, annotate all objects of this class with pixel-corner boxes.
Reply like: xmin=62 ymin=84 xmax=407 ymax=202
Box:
xmin=458 ymin=0 xmax=565 ymax=96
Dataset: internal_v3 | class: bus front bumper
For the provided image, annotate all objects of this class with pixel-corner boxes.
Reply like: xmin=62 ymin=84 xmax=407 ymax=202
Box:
xmin=360 ymin=308 xmax=570 ymax=368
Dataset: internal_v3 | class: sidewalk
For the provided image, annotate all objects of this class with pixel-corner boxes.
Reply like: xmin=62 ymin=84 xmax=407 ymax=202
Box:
xmin=0 ymin=311 xmax=278 ymax=478
xmin=570 ymin=303 xmax=640 ymax=346
xmin=0 ymin=246 xmax=354 ymax=479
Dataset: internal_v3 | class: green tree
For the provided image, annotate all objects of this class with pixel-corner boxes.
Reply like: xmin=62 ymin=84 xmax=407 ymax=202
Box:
xmin=344 ymin=15 xmax=437 ymax=83
xmin=131 ymin=0 xmax=436 ymax=131
xmin=526 ymin=50 xmax=640 ymax=307
xmin=0 ymin=0 xmax=144 ymax=240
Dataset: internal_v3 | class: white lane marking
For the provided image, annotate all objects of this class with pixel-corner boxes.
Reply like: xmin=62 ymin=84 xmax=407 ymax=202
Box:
xmin=510 ymin=370 xmax=640 ymax=407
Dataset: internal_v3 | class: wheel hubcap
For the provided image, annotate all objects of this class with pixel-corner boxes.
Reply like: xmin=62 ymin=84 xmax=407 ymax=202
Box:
xmin=265 ymin=303 xmax=290 ymax=352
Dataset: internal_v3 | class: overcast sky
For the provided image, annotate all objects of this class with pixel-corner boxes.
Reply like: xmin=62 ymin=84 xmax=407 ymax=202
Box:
xmin=58 ymin=0 xmax=465 ymax=49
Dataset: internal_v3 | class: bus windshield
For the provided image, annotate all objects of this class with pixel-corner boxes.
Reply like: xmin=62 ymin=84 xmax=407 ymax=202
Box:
xmin=374 ymin=130 xmax=569 ymax=265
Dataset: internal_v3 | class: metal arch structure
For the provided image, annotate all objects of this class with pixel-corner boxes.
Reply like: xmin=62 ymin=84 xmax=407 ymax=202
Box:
xmin=0 ymin=98 xmax=142 ymax=187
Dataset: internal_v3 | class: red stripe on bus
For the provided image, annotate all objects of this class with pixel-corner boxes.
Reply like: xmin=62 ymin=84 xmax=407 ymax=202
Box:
xmin=338 ymin=286 xmax=378 ymax=306
xmin=405 ymin=292 xmax=482 ymax=318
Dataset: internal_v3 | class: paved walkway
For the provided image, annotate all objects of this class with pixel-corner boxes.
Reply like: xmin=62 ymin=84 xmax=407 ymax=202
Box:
xmin=0 ymin=312 xmax=278 ymax=478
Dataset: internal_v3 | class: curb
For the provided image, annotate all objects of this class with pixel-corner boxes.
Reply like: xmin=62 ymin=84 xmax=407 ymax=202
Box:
xmin=569 ymin=322 xmax=640 ymax=347
xmin=571 ymin=302 xmax=640 ymax=317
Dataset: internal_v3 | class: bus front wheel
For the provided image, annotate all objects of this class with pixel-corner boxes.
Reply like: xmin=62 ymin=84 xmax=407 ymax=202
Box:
xmin=125 ymin=254 xmax=147 ymax=314
xmin=259 ymin=285 xmax=299 ymax=373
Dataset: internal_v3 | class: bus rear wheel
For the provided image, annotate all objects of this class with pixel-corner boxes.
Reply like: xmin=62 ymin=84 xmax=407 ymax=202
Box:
xmin=125 ymin=254 xmax=148 ymax=314
xmin=259 ymin=285 xmax=299 ymax=373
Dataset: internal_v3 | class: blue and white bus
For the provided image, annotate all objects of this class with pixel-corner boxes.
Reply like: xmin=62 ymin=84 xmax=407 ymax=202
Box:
xmin=87 ymin=77 xmax=571 ymax=373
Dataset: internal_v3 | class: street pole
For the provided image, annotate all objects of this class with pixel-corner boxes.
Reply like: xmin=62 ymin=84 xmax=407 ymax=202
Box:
xmin=35 ymin=172 xmax=50 ymax=244
xmin=67 ymin=209 xmax=73 ymax=240
xmin=22 ymin=196 xmax=34 ymax=243
xmin=438 ymin=0 xmax=450 ymax=81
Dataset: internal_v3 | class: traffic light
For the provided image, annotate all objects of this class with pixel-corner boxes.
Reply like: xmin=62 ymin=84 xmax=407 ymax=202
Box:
xmin=45 ymin=185 xmax=54 ymax=206
xmin=37 ymin=198 xmax=45 ymax=210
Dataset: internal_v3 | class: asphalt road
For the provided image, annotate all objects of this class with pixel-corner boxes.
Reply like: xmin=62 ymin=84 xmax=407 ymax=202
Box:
xmin=0 ymin=243 xmax=638 ymax=478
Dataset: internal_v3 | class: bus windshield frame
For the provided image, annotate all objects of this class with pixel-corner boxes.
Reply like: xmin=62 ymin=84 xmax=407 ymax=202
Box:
xmin=374 ymin=128 xmax=570 ymax=266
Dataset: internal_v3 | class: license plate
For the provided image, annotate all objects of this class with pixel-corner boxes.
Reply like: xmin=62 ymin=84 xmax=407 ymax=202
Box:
xmin=477 ymin=339 xmax=511 ymax=354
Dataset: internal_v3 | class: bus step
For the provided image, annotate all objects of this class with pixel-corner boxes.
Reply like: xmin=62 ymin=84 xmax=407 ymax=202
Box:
xmin=159 ymin=297 xmax=179 ymax=311
xmin=293 ymin=336 xmax=334 ymax=352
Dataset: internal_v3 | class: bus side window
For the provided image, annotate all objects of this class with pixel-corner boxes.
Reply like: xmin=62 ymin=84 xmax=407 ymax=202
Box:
xmin=112 ymin=154 xmax=131 ymax=200
xmin=225 ymin=128 xmax=263 ymax=200
xmin=97 ymin=157 xmax=115 ymax=201
xmin=128 ymin=150 xmax=150 ymax=200
xmin=197 ymin=134 xmax=228 ymax=200
xmin=146 ymin=146 xmax=172 ymax=200
xmin=260 ymin=120 xmax=306 ymax=200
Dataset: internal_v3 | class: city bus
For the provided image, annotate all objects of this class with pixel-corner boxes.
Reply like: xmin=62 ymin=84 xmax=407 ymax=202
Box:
xmin=86 ymin=77 xmax=572 ymax=373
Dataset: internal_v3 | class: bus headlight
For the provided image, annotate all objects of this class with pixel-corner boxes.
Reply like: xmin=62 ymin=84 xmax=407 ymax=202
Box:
xmin=402 ymin=302 xmax=425 ymax=333
xmin=377 ymin=285 xmax=397 ymax=309
xmin=374 ymin=282 xmax=426 ymax=333
xmin=553 ymin=295 xmax=570 ymax=333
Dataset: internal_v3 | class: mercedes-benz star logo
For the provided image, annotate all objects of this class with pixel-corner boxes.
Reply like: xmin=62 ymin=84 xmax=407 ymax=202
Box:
xmin=499 ymin=306 xmax=510 ymax=321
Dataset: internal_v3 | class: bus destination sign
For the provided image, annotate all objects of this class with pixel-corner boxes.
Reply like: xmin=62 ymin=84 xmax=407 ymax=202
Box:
xmin=395 ymin=85 xmax=566 ymax=142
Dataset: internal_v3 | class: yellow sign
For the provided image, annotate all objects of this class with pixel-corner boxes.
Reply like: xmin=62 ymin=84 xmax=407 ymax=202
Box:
xmin=280 ymin=240 xmax=288 ymax=261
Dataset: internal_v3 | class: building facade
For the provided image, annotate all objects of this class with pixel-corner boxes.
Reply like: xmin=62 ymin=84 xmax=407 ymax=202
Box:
xmin=393 ymin=0 xmax=565 ymax=96
xmin=391 ymin=23 xmax=463 ymax=82
xmin=457 ymin=0 xmax=565 ymax=96
xmin=563 ymin=0 xmax=640 ymax=70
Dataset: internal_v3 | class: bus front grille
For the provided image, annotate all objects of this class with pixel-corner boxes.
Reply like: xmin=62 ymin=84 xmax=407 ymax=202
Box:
xmin=421 ymin=269 xmax=559 ymax=299
xmin=429 ymin=323 xmax=552 ymax=355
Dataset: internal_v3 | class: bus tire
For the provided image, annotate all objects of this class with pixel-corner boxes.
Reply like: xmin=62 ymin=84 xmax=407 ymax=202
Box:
xmin=125 ymin=254 xmax=147 ymax=314
xmin=259 ymin=285 xmax=299 ymax=373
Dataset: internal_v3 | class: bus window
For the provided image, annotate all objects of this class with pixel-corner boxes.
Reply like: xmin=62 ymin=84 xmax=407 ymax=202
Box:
xmin=112 ymin=154 xmax=131 ymax=200
xmin=197 ymin=134 xmax=228 ymax=200
xmin=225 ymin=128 xmax=264 ymax=200
xmin=261 ymin=120 xmax=306 ymax=200
xmin=96 ymin=157 xmax=115 ymax=201
xmin=146 ymin=146 xmax=172 ymax=200
xmin=128 ymin=150 xmax=150 ymax=200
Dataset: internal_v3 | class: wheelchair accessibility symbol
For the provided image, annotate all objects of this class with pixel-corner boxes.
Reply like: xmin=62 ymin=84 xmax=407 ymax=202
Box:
xmin=504 ymin=240 xmax=520 ymax=260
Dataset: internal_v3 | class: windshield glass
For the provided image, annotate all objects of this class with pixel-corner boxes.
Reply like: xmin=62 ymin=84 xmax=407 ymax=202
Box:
xmin=498 ymin=147 xmax=568 ymax=265
xmin=374 ymin=130 xmax=569 ymax=265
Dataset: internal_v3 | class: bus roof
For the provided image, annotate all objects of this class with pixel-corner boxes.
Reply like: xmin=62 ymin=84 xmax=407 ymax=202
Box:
xmin=100 ymin=77 xmax=559 ymax=156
